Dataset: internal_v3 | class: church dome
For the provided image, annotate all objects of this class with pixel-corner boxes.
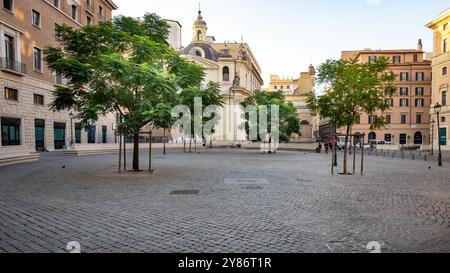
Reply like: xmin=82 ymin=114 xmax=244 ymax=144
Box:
xmin=182 ymin=43 xmax=219 ymax=61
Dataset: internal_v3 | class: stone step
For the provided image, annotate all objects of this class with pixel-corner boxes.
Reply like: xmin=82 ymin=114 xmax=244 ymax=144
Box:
xmin=0 ymin=154 xmax=40 ymax=167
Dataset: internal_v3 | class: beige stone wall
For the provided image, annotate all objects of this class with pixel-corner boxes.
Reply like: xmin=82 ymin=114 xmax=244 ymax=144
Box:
xmin=427 ymin=10 xmax=450 ymax=150
xmin=339 ymin=48 xmax=432 ymax=146
xmin=0 ymin=75 xmax=117 ymax=153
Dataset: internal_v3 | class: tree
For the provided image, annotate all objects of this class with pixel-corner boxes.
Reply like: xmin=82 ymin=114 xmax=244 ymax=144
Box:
xmin=241 ymin=91 xmax=301 ymax=143
xmin=44 ymin=14 xmax=204 ymax=171
xmin=178 ymin=81 xmax=225 ymax=151
xmin=307 ymin=57 xmax=396 ymax=174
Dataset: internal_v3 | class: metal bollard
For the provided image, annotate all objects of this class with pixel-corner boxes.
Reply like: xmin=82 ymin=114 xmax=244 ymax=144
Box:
xmin=401 ymin=151 xmax=405 ymax=159
xmin=424 ymin=155 xmax=428 ymax=161
xmin=412 ymin=154 xmax=415 ymax=160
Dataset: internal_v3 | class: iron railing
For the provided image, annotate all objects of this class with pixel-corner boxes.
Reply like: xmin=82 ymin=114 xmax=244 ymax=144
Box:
xmin=0 ymin=58 xmax=26 ymax=74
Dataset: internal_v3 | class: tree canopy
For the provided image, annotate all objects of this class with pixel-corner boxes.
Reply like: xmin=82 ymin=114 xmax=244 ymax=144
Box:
xmin=307 ymin=57 xmax=396 ymax=174
xmin=241 ymin=91 xmax=301 ymax=143
xmin=44 ymin=13 xmax=205 ymax=171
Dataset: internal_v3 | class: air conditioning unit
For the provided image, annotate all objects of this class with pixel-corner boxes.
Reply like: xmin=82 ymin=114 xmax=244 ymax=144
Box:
xmin=67 ymin=0 xmax=81 ymax=6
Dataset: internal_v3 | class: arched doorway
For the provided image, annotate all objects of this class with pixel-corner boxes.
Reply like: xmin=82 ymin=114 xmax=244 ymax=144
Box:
xmin=300 ymin=120 xmax=311 ymax=139
xmin=368 ymin=132 xmax=376 ymax=142
xmin=414 ymin=132 xmax=423 ymax=145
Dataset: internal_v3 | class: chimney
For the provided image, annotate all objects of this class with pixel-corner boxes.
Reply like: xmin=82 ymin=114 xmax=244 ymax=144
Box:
xmin=417 ymin=39 xmax=423 ymax=52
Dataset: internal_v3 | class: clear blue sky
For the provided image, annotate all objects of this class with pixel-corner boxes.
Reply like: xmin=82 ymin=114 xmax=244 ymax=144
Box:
xmin=112 ymin=0 xmax=449 ymax=87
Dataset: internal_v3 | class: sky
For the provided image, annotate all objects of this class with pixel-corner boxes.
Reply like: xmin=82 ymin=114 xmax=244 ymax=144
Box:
xmin=111 ymin=0 xmax=449 ymax=87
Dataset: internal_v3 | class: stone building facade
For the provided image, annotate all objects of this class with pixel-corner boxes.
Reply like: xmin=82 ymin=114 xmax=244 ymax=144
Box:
xmin=0 ymin=0 xmax=118 ymax=158
xmin=177 ymin=9 xmax=264 ymax=144
xmin=267 ymin=66 xmax=318 ymax=141
xmin=427 ymin=8 xmax=450 ymax=150
xmin=338 ymin=41 xmax=432 ymax=147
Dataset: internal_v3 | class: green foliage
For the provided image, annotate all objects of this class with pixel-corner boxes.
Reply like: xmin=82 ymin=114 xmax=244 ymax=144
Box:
xmin=44 ymin=14 xmax=205 ymax=170
xmin=307 ymin=57 xmax=396 ymax=131
xmin=241 ymin=91 xmax=301 ymax=143
xmin=179 ymin=81 xmax=225 ymax=138
xmin=307 ymin=57 xmax=396 ymax=174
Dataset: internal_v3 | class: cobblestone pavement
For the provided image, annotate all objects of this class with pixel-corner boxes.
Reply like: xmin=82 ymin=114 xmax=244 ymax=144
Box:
xmin=0 ymin=149 xmax=449 ymax=253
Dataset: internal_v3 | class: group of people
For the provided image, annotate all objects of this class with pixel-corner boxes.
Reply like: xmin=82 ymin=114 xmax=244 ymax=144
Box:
xmin=316 ymin=136 xmax=334 ymax=154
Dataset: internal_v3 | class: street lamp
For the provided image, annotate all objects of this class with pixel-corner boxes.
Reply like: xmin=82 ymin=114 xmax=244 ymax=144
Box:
xmin=434 ymin=103 xmax=443 ymax=166
xmin=69 ymin=111 xmax=75 ymax=149
xmin=431 ymin=119 xmax=435 ymax=156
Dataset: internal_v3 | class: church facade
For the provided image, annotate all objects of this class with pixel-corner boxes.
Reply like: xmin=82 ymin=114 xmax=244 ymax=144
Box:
xmin=266 ymin=66 xmax=318 ymax=141
xmin=177 ymin=10 xmax=264 ymax=144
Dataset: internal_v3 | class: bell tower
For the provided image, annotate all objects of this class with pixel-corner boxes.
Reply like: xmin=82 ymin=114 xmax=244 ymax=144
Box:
xmin=192 ymin=8 xmax=208 ymax=42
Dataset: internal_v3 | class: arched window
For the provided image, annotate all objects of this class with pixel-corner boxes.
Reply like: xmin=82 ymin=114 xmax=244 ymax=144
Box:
xmin=197 ymin=30 xmax=202 ymax=41
xmin=223 ymin=66 xmax=230 ymax=82
xmin=195 ymin=50 xmax=202 ymax=57
xmin=300 ymin=120 xmax=310 ymax=126
xmin=414 ymin=132 xmax=423 ymax=145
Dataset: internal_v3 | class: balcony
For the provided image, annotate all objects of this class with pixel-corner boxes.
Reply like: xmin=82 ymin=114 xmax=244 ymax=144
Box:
xmin=85 ymin=1 xmax=94 ymax=14
xmin=0 ymin=58 xmax=26 ymax=75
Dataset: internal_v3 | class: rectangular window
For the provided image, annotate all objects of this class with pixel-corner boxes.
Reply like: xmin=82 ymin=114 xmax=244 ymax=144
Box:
xmin=384 ymin=134 xmax=392 ymax=143
xmin=442 ymin=91 xmax=447 ymax=106
xmin=3 ymin=0 xmax=12 ymax=12
xmin=444 ymin=38 xmax=448 ymax=53
xmin=399 ymin=87 xmax=409 ymax=96
xmin=75 ymin=123 xmax=82 ymax=144
xmin=415 ymin=98 xmax=424 ymax=107
xmin=71 ymin=5 xmax=78 ymax=21
xmin=87 ymin=16 xmax=92 ymax=25
xmin=53 ymin=0 xmax=59 ymax=8
xmin=368 ymin=56 xmax=377 ymax=63
xmin=416 ymin=114 xmax=422 ymax=124
xmin=99 ymin=5 xmax=104 ymax=21
xmin=415 ymin=87 xmax=424 ymax=96
xmin=392 ymin=56 xmax=401 ymax=64
xmin=413 ymin=54 xmax=418 ymax=62
xmin=385 ymin=115 xmax=391 ymax=124
xmin=32 ymin=9 xmax=41 ymax=27
xmin=54 ymin=122 xmax=66 ymax=150
xmin=4 ymin=34 xmax=15 ymax=66
xmin=355 ymin=115 xmax=360 ymax=124
xmin=1 ymin=118 xmax=21 ymax=146
xmin=400 ymin=72 xmax=409 ymax=82
xmin=444 ymin=23 xmax=448 ymax=31
xmin=401 ymin=115 xmax=407 ymax=124
xmin=443 ymin=67 xmax=448 ymax=76
xmin=33 ymin=47 xmax=42 ymax=72
xmin=368 ymin=115 xmax=377 ymax=124
xmin=33 ymin=94 xmax=44 ymax=105
xmin=416 ymin=72 xmax=424 ymax=81
xmin=386 ymin=98 xmax=394 ymax=107
xmin=4 ymin=87 xmax=18 ymax=101
xmin=400 ymin=98 xmax=409 ymax=107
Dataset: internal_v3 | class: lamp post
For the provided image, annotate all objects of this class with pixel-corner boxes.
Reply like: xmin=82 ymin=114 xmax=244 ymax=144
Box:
xmin=434 ymin=103 xmax=443 ymax=166
xmin=69 ymin=112 xmax=75 ymax=149
xmin=431 ymin=119 xmax=435 ymax=156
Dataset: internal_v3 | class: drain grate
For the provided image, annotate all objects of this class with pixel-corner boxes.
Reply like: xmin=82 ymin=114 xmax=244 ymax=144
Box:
xmin=170 ymin=190 xmax=200 ymax=195
xmin=224 ymin=178 xmax=270 ymax=185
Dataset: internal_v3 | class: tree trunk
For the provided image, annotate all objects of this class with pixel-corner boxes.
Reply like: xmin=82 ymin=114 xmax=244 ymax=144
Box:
xmin=343 ymin=125 xmax=350 ymax=175
xmin=132 ymin=132 xmax=140 ymax=171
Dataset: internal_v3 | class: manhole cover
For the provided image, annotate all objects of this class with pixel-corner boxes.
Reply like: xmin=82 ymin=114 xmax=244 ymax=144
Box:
xmin=224 ymin=178 xmax=270 ymax=185
xmin=170 ymin=190 xmax=200 ymax=195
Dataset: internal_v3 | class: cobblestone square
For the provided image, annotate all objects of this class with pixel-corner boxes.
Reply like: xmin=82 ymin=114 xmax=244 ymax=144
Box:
xmin=0 ymin=149 xmax=449 ymax=253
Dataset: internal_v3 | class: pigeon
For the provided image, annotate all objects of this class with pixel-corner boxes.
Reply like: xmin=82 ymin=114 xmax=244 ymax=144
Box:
xmin=428 ymin=166 xmax=431 ymax=170
xmin=62 ymin=165 xmax=66 ymax=169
